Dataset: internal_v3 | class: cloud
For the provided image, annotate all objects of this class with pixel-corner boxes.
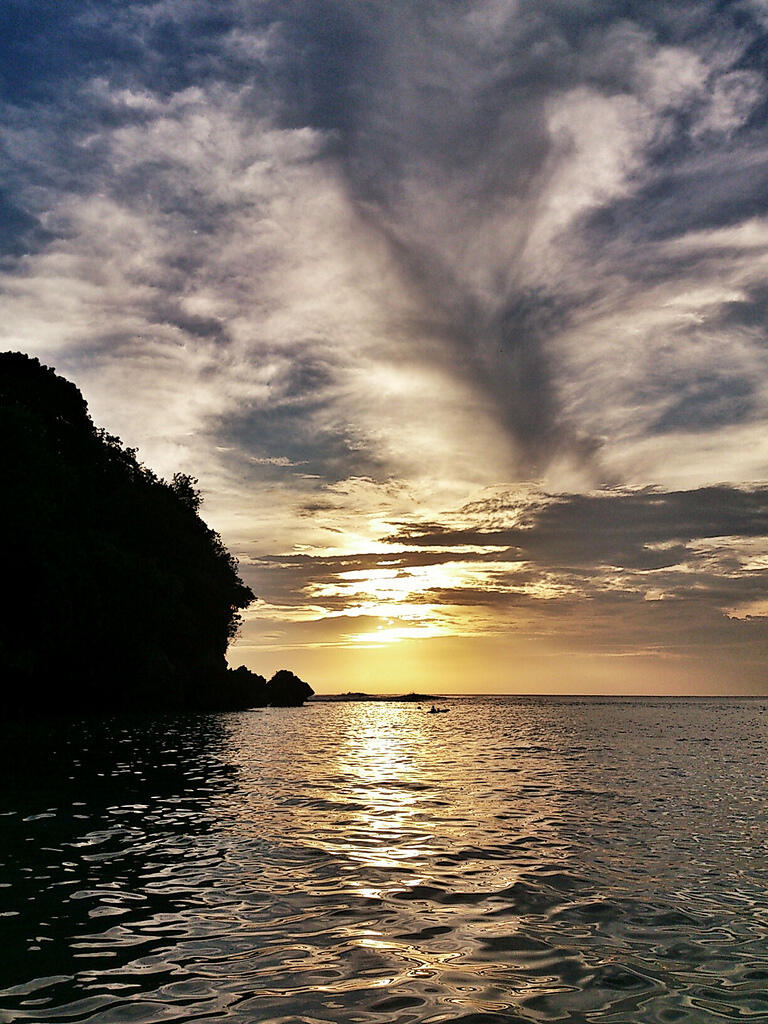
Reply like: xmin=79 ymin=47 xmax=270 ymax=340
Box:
xmin=3 ymin=1 xmax=768 ymax=688
xmin=387 ymin=484 xmax=768 ymax=553
xmin=4 ymin=2 xmax=768 ymax=483
xmin=233 ymin=484 xmax=768 ymax=685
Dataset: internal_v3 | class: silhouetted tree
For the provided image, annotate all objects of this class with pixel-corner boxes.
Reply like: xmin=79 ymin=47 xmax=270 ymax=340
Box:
xmin=221 ymin=665 xmax=268 ymax=710
xmin=0 ymin=352 xmax=256 ymax=712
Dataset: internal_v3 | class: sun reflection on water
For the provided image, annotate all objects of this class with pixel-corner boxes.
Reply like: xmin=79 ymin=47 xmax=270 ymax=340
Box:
xmin=214 ymin=700 xmax=578 ymax=1014
xmin=332 ymin=703 xmax=431 ymax=875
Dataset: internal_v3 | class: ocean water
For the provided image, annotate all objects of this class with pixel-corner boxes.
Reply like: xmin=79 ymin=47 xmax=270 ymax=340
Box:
xmin=1 ymin=697 xmax=768 ymax=1024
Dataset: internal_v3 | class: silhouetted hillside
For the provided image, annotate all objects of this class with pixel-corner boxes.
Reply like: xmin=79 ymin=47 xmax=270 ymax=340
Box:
xmin=0 ymin=352 xmax=262 ymax=712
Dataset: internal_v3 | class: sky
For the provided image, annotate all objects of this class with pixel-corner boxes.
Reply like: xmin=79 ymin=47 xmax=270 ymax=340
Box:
xmin=4 ymin=0 xmax=768 ymax=694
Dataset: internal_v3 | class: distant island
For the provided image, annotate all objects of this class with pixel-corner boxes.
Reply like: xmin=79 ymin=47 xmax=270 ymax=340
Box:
xmin=313 ymin=692 xmax=444 ymax=702
xmin=0 ymin=352 xmax=312 ymax=713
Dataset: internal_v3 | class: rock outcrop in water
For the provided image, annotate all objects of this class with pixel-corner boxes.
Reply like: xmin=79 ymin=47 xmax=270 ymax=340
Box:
xmin=266 ymin=669 xmax=314 ymax=706
xmin=0 ymin=352 xmax=310 ymax=713
xmin=221 ymin=667 xmax=314 ymax=708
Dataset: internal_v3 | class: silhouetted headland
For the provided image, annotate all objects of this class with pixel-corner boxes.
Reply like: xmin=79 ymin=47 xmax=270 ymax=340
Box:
xmin=0 ymin=352 xmax=313 ymax=713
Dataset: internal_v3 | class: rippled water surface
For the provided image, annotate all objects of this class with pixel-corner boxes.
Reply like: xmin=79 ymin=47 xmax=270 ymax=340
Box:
xmin=2 ymin=697 xmax=768 ymax=1023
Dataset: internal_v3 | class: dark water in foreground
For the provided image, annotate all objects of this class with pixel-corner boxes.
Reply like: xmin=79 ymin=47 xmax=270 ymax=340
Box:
xmin=1 ymin=697 xmax=768 ymax=1024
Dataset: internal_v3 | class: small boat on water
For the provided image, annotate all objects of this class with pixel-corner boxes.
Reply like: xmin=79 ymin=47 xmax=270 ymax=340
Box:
xmin=427 ymin=705 xmax=449 ymax=714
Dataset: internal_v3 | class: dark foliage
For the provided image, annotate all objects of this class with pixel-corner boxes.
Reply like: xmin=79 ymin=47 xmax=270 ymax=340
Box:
xmin=220 ymin=666 xmax=268 ymax=710
xmin=0 ymin=352 xmax=256 ymax=712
